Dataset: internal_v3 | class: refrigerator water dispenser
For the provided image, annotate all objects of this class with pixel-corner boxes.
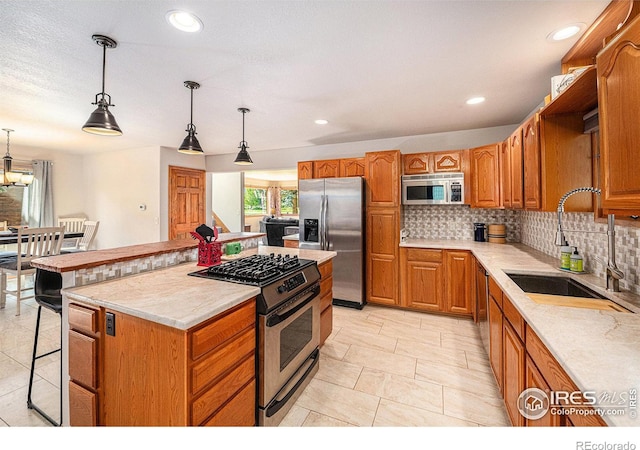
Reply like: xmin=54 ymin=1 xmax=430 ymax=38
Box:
xmin=304 ymin=219 xmax=319 ymax=242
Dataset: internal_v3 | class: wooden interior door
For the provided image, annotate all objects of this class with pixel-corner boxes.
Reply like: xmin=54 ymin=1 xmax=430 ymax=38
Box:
xmin=169 ymin=166 xmax=206 ymax=240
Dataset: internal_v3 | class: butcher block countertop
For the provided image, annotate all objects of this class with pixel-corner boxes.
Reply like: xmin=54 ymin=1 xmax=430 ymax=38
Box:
xmin=401 ymin=239 xmax=640 ymax=427
xmin=63 ymin=245 xmax=336 ymax=330
xmin=31 ymin=232 xmax=265 ymax=273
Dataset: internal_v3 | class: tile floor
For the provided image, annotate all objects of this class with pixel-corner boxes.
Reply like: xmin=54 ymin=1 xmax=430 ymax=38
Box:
xmin=0 ymin=277 xmax=509 ymax=427
xmin=281 ymin=304 xmax=510 ymax=427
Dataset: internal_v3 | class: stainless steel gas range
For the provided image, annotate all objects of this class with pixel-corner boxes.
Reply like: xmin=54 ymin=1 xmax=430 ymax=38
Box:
xmin=189 ymin=253 xmax=321 ymax=426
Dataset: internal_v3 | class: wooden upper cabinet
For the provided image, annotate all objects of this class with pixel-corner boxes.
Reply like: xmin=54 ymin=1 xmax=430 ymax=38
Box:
xmin=313 ymin=159 xmax=340 ymax=178
xmin=297 ymin=161 xmax=314 ymax=180
xmin=597 ymin=13 xmax=640 ymax=214
xmin=522 ymin=114 xmax=541 ymax=210
xmin=403 ymin=153 xmax=433 ymax=175
xmin=470 ymin=143 xmax=501 ymax=208
xmin=433 ymin=150 xmax=464 ymax=172
xmin=365 ymin=150 xmax=401 ymax=208
xmin=509 ymin=127 xmax=524 ymax=209
xmin=501 ymin=139 xmax=512 ymax=209
xmin=339 ymin=157 xmax=365 ymax=177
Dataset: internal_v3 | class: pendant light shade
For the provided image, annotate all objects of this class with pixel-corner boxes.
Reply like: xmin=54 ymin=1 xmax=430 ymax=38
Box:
xmin=178 ymin=81 xmax=204 ymax=154
xmin=82 ymin=35 xmax=122 ymax=136
xmin=234 ymin=107 xmax=253 ymax=165
xmin=2 ymin=128 xmax=34 ymax=187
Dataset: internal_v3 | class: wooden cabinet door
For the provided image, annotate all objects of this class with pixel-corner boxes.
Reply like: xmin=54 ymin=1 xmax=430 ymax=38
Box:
xmin=169 ymin=166 xmax=206 ymax=240
xmin=597 ymin=15 xmax=640 ymax=214
xmin=400 ymin=248 xmax=444 ymax=311
xmin=489 ymin=295 xmax=503 ymax=392
xmin=444 ymin=250 xmax=473 ymax=315
xmin=313 ymin=159 xmax=340 ymax=178
xmin=503 ymin=320 xmax=526 ymax=426
xmin=365 ymin=150 xmax=401 ymax=208
xmin=297 ymin=161 xmax=314 ymax=180
xmin=509 ymin=128 xmax=524 ymax=209
xmin=525 ymin=356 xmax=561 ymax=426
xmin=500 ymin=139 xmax=512 ymax=208
xmin=403 ymin=153 xmax=432 ymax=175
xmin=366 ymin=208 xmax=399 ymax=305
xmin=523 ymin=114 xmax=541 ymax=210
xmin=339 ymin=158 xmax=365 ymax=177
xmin=433 ymin=151 xmax=463 ymax=172
xmin=470 ymin=143 xmax=501 ymax=208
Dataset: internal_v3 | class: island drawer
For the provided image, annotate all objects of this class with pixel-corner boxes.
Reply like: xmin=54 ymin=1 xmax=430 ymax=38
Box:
xmin=191 ymin=355 xmax=255 ymax=425
xmin=489 ymin=277 xmax=503 ymax=309
xmin=69 ymin=330 xmax=98 ymax=389
xmin=203 ymin=380 xmax=256 ymax=427
xmin=191 ymin=327 xmax=255 ymax=395
xmin=502 ymin=295 xmax=525 ymax=341
xmin=69 ymin=303 xmax=98 ymax=334
xmin=190 ymin=299 xmax=256 ymax=361
xmin=69 ymin=381 xmax=97 ymax=426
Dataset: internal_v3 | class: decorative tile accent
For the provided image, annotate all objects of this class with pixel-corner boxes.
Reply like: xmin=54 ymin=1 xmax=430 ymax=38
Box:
xmin=520 ymin=211 xmax=640 ymax=295
xmin=73 ymin=238 xmax=263 ymax=288
xmin=403 ymin=205 xmax=521 ymax=242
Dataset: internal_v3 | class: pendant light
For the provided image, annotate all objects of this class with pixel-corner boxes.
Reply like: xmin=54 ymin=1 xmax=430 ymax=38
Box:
xmin=178 ymin=81 xmax=204 ymax=154
xmin=82 ymin=35 xmax=122 ymax=136
xmin=2 ymin=129 xmax=33 ymax=187
xmin=234 ymin=107 xmax=253 ymax=165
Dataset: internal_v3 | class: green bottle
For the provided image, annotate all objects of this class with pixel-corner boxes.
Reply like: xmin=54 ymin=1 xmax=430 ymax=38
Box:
xmin=560 ymin=245 xmax=572 ymax=270
xmin=570 ymin=247 xmax=583 ymax=273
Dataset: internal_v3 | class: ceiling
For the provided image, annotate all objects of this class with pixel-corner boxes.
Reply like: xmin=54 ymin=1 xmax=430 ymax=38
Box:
xmin=1 ymin=1 xmax=610 ymax=158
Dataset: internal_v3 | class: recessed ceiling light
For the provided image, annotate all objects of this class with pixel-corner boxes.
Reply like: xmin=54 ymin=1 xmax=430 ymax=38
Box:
xmin=547 ymin=23 xmax=584 ymax=41
xmin=314 ymin=119 xmax=329 ymax=125
xmin=466 ymin=97 xmax=485 ymax=105
xmin=166 ymin=10 xmax=203 ymax=33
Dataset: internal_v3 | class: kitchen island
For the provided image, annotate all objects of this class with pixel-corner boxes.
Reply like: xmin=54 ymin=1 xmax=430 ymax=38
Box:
xmin=31 ymin=237 xmax=336 ymax=427
xmin=400 ymin=239 xmax=640 ymax=427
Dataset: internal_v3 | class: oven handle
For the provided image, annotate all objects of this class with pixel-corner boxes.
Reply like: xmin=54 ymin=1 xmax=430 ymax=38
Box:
xmin=265 ymin=347 xmax=319 ymax=418
xmin=266 ymin=283 xmax=320 ymax=327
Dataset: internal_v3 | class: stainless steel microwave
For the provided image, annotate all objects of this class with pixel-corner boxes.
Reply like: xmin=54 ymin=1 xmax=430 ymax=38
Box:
xmin=401 ymin=173 xmax=464 ymax=205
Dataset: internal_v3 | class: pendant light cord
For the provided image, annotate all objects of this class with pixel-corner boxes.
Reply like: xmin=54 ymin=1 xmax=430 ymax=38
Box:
xmin=101 ymin=43 xmax=106 ymax=101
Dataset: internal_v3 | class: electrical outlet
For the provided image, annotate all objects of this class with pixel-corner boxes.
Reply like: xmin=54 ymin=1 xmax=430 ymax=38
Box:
xmin=106 ymin=312 xmax=116 ymax=336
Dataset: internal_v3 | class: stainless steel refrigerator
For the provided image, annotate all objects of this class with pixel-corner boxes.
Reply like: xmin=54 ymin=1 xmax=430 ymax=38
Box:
xmin=298 ymin=177 xmax=365 ymax=309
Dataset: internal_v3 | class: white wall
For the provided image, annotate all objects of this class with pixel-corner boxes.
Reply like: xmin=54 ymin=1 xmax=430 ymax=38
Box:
xmin=206 ymin=124 xmax=517 ymax=172
xmin=83 ymin=146 xmax=161 ymax=249
xmin=212 ymin=172 xmax=243 ymax=232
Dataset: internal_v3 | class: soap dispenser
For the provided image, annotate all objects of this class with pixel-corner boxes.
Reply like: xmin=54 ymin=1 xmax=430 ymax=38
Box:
xmin=560 ymin=244 xmax=573 ymax=270
xmin=570 ymin=247 xmax=583 ymax=273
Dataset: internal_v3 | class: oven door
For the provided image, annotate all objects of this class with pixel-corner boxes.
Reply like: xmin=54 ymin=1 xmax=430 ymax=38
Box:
xmin=402 ymin=179 xmax=449 ymax=205
xmin=259 ymin=283 xmax=320 ymax=409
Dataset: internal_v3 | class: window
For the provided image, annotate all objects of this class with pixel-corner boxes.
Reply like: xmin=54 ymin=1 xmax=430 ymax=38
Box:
xmin=280 ymin=189 xmax=298 ymax=215
xmin=244 ymin=187 xmax=267 ymax=216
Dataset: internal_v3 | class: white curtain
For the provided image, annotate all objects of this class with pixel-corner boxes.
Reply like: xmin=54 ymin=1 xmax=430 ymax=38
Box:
xmin=25 ymin=160 xmax=54 ymax=227
xmin=267 ymin=186 xmax=281 ymax=217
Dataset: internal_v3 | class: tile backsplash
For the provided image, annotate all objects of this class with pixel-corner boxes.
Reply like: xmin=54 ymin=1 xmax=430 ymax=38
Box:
xmin=403 ymin=205 xmax=521 ymax=242
xmin=520 ymin=211 xmax=640 ymax=295
xmin=403 ymin=206 xmax=640 ymax=295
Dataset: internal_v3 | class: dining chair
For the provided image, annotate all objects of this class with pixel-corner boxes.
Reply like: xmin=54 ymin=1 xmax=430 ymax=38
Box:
xmin=0 ymin=226 xmax=64 ymax=316
xmin=61 ymin=220 xmax=99 ymax=253
xmin=57 ymin=217 xmax=86 ymax=248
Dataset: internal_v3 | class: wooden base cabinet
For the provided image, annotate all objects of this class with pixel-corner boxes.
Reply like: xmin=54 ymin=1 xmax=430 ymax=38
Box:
xmin=400 ymin=248 xmax=472 ymax=317
xmin=503 ymin=320 xmax=525 ymax=426
xmin=69 ymin=298 xmax=257 ymax=426
xmin=319 ymin=260 xmax=333 ymax=346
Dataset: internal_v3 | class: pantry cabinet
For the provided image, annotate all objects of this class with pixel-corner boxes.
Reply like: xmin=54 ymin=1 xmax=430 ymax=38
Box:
xmin=367 ymin=208 xmax=400 ymax=306
xmin=597 ymin=13 xmax=640 ymax=214
xmin=470 ymin=143 xmax=501 ymax=208
xmin=366 ymin=150 xmax=401 ymax=208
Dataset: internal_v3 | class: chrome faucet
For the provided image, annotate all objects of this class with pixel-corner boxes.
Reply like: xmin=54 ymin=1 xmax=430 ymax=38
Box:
xmin=555 ymin=187 xmax=624 ymax=292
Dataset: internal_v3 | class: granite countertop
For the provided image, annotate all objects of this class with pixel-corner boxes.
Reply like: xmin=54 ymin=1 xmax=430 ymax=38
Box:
xmin=63 ymin=245 xmax=337 ymax=331
xmin=32 ymin=232 xmax=266 ymax=273
xmin=401 ymin=239 xmax=640 ymax=427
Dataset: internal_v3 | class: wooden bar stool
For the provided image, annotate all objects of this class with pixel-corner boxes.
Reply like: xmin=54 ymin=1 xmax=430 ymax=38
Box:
xmin=27 ymin=269 xmax=63 ymax=426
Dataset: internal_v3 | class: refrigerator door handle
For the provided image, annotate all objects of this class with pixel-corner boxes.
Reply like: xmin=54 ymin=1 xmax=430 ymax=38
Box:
xmin=323 ymin=195 xmax=329 ymax=250
xmin=319 ymin=194 xmax=325 ymax=250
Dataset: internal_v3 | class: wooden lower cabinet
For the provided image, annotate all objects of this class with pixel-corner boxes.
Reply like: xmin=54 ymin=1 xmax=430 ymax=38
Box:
xmin=399 ymin=248 xmax=472 ymax=317
xmin=69 ymin=298 xmax=257 ymax=426
xmin=283 ymin=238 xmax=299 ymax=248
xmin=367 ymin=208 xmax=400 ymax=306
xmin=319 ymin=260 xmax=333 ymax=346
xmin=503 ymin=320 xmax=525 ymax=426
xmin=487 ymin=276 xmax=607 ymax=427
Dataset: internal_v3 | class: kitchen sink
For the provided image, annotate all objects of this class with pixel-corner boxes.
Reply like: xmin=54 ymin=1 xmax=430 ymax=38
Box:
xmin=506 ymin=273 xmax=632 ymax=313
